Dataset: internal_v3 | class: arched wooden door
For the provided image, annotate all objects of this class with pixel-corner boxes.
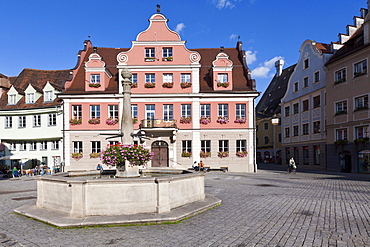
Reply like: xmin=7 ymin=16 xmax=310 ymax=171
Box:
xmin=151 ymin=141 xmax=169 ymax=167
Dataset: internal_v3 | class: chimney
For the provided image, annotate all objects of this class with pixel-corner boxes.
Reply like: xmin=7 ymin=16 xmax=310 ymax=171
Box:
xmin=275 ymin=59 xmax=284 ymax=77
xmin=364 ymin=3 xmax=370 ymax=44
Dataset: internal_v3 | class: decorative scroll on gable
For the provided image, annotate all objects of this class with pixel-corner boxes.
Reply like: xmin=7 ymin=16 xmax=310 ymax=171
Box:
xmin=212 ymin=52 xmax=233 ymax=90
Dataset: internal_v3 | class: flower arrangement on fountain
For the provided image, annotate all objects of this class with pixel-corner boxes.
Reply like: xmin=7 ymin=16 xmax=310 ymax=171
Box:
xmin=89 ymin=152 xmax=100 ymax=159
xmin=180 ymin=116 xmax=192 ymax=124
xmin=180 ymin=82 xmax=192 ymax=89
xmin=100 ymin=143 xmax=154 ymax=167
xmin=234 ymin=117 xmax=246 ymax=124
xmin=217 ymin=151 xmax=229 ymax=158
xmin=72 ymin=153 xmax=83 ymax=161
xmin=144 ymin=81 xmax=155 ymax=88
xmin=106 ymin=118 xmax=119 ymax=125
xmin=236 ymin=151 xmax=248 ymax=157
xmin=200 ymin=150 xmax=211 ymax=158
xmin=181 ymin=151 xmax=192 ymax=157
xmin=88 ymin=118 xmax=100 ymax=125
xmin=217 ymin=116 xmax=229 ymax=124
xmin=69 ymin=118 xmax=82 ymax=125
xmin=200 ymin=117 xmax=211 ymax=125
xmin=162 ymin=82 xmax=174 ymax=88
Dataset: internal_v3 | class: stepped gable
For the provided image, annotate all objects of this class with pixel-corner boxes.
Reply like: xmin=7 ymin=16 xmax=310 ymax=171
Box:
xmin=64 ymin=47 xmax=128 ymax=94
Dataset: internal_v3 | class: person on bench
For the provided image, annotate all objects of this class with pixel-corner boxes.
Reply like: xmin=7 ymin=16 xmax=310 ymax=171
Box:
xmin=199 ymin=161 xmax=208 ymax=172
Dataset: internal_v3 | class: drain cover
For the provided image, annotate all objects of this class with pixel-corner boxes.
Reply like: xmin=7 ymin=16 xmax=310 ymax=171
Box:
xmin=12 ymin=196 xmax=37 ymax=201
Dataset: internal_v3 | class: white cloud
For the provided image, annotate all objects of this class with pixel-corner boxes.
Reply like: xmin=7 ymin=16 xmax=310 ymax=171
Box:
xmin=213 ymin=0 xmax=236 ymax=9
xmin=251 ymin=56 xmax=284 ymax=78
xmin=245 ymin=50 xmax=257 ymax=65
xmin=175 ymin=23 xmax=186 ymax=33
xmin=229 ymin=34 xmax=238 ymax=40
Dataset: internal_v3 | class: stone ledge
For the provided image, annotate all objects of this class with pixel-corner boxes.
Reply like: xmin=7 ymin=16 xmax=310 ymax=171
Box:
xmin=14 ymin=194 xmax=221 ymax=228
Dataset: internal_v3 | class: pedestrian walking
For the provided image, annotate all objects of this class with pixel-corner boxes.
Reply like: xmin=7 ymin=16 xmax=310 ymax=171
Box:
xmin=288 ymin=157 xmax=297 ymax=173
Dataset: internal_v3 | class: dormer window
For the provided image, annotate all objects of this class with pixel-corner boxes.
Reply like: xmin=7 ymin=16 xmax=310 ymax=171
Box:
xmin=45 ymin=91 xmax=53 ymax=102
xmin=145 ymin=48 xmax=155 ymax=61
xmin=218 ymin=73 xmax=228 ymax=83
xmin=26 ymin=93 xmax=35 ymax=104
xmin=8 ymin=94 xmax=16 ymax=105
xmin=162 ymin=47 xmax=173 ymax=61
xmin=90 ymin=74 xmax=100 ymax=84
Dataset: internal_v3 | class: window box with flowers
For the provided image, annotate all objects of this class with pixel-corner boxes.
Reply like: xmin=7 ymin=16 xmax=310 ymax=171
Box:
xmin=90 ymin=152 xmax=100 ymax=159
xmin=217 ymin=151 xmax=229 ymax=158
xmin=354 ymin=106 xmax=369 ymax=112
xmin=72 ymin=153 xmax=83 ymax=161
xmin=88 ymin=118 xmax=100 ymax=125
xmin=70 ymin=118 xmax=82 ymax=125
xmin=89 ymin=83 xmax=101 ymax=88
xmin=217 ymin=117 xmax=229 ymax=124
xmin=354 ymin=137 xmax=369 ymax=144
xmin=180 ymin=117 xmax=192 ymax=124
xmin=144 ymin=82 xmax=156 ymax=88
xmin=334 ymin=78 xmax=346 ymax=85
xmin=217 ymin=81 xmax=230 ymax=88
xmin=145 ymin=57 xmax=156 ymax=62
xmin=181 ymin=151 xmax=192 ymax=157
xmin=200 ymin=117 xmax=211 ymax=125
xmin=162 ymin=82 xmax=174 ymax=88
xmin=180 ymin=82 xmax=192 ymax=89
xmin=334 ymin=139 xmax=349 ymax=145
xmin=234 ymin=117 xmax=246 ymax=124
xmin=162 ymin=57 xmax=173 ymax=61
xmin=131 ymin=83 xmax=138 ymax=88
xmin=106 ymin=118 xmax=118 ymax=125
xmin=335 ymin=110 xmax=347 ymax=116
xmin=133 ymin=118 xmax=138 ymax=124
xmin=200 ymin=151 xmax=211 ymax=158
xmin=236 ymin=151 xmax=248 ymax=157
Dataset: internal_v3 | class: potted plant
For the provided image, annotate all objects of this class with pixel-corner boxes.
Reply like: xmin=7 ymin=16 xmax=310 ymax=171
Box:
xmin=200 ymin=117 xmax=211 ymax=125
xmin=131 ymin=82 xmax=138 ymax=88
xmin=144 ymin=82 xmax=156 ymax=88
xmin=354 ymin=137 xmax=369 ymax=144
xmin=72 ymin=153 xmax=83 ymax=161
xmin=106 ymin=118 xmax=119 ymax=125
xmin=89 ymin=152 xmax=100 ymax=159
xmin=162 ymin=57 xmax=173 ymax=61
xmin=217 ymin=117 xmax=229 ymax=124
xmin=180 ymin=117 xmax=192 ymax=124
xmin=200 ymin=151 xmax=211 ymax=158
xmin=181 ymin=151 xmax=192 ymax=157
xmin=133 ymin=118 xmax=138 ymax=124
xmin=236 ymin=151 xmax=248 ymax=157
xmin=234 ymin=117 xmax=246 ymax=123
xmin=217 ymin=81 xmax=230 ymax=88
xmin=89 ymin=83 xmax=101 ymax=88
xmin=69 ymin=118 xmax=82 ymax=125
xmin=217 ymin=151 xmax=229 ymax=158
xmin=334 ymin=139 xmax=349 ymax=145
xmin=180 ymin=82 xmax=192 ymax=89
xmin=162 ymin=82 xmax=174 ymax=88
xmin=145 ymin=57 xmax=156 ymax=61
xmin=88 ymin=118 xmax=100 ymax=125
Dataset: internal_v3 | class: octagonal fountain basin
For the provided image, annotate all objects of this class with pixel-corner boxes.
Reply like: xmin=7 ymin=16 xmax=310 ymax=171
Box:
xmin=15 ymin=168 xmax=221 ymax=227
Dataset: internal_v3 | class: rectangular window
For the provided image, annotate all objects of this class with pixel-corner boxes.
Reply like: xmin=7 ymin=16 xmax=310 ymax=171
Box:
xmin=182 ymin=140 xmax=192 ymax=153
xmin=294 ymin=82 xmax=299 ymax=92
xmin=33 ymin=115 xmax=41 ymax=127
xmin=5 ymin=116 xmax=12 ymax=128
xmin=334 ymin=68 xmax=346 ymax=83
xmin=200 ymin=104 xmax=210 ymax=117
xmin=336 ymin=128 xmax=347 ymax=141
xmin=264 ymin=136 xmax=269 ymax=144
xmin=90 ymin=74 xmax=101 ymax=84
xmin=181 ymin=73 xmax=191 ymax=83
xmin=303 ymin=77 xmax=309 ymax=88
xmin=162 ymin=47 xmax=173 ymax=58
xmin=72 ymin=105 xmax=82 ymax=119
xmin=18 ymin=116 xmax=26 ymax=128
xmin=145 ymin=48 xmax=155 ymax=58
xmin=201 ymin=140 xmax=211 ymax=152
xmin=9 ymin=94 xmax=16 ymax=105
xmin=278 ymin=133 xmax=282 ymax=142
xmin=302 ymin=100 xmax=309 ymax=111
xmin=354 ymin=95 xmax=369 ymax=111
xmin=354 ymin=60 xmax=367 ymax=77
xmin=303 ymin=146 xmax=309 ymax=165
xmin=73 ymin=141 xmax=83 ymax=153
xmin=264 ymin=122 xmax=269 ymax=130
xmin=218 ymin=140 xmax=229 ymax=152
xmin=181 ymin=104 xmax=191 ymax=118
xmin=217 ymin=73 xmax=228 ymax=82
xmin=40 ymin=141 xmax=47 ymax=150
xmin=108 ymin=105 xmax=118 ymax=119
xmin=314 ymin=71 xmax=320 ymax=83
xmin=355 ymin=126 xmax=368 ymax=139
xmin=131 ymin=74 xmax=138 ymax=85
xmin=91 ymin=141 xmax=101 ymax=153
xmin=145 ymin=74 xmax=155 ymax=83
xmin=313 ymin=96 xmax=320 ymax=108
xmin=45 ymin=91 xmax=53 ymax=102
xmin=163 ymin=74 xmax=173 ymax=83
xmin=313 ymin=121 xmax=320 ymax=133
xmin=131 ymin=104 xmax=138 ymax=118
xmin=335 ymin=101 xmax=347 ymax=115
xmin=26 ymin=93 xmax=35 ymax=104
xmin=163 ymin=104 xmax=173 ymax=120
xmin=48 ymin=113 xmax=57 ymax=126
xmin=19 ymin=142 xmax=26 ymax=151
xmin=90 ymin=105 xmax=100 ymax=119
xmin=236 ymin=140 xmax=247 ymax=152
xmin=285 ymin=106 xmax=290 ymax=117
xmin=218 ymin=104 xmax=228 ymax=118
xmin=9 ymin=142 xmax=16 ymax=151
xmin=304 ymin=58 xmax=309 ymax=69
xmin=285 ymin=127 xmax=290 ymax=138
xmin=303 ymin=123 xmax=309 ymax=135
xmin=30 ymin=141 xmax=37 ymax=151
xmin=293 ymin=103 xmax=299 ymax=114
xmin=51 ymin=140 xmax=59 ymax=150
xmin=236 ymin=104 xmax=246 ymax=118
xmin=293 ymin=125 xmax=299 ymax=136
xmin=109 ymin=141 xmax=119 ymax=146
xmin=145 ymin=105 xmax=155 ymax=119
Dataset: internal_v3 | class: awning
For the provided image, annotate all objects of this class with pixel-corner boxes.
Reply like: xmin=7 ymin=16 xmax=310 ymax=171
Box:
xmin=0 ymin=155 xmax=40 ymax=161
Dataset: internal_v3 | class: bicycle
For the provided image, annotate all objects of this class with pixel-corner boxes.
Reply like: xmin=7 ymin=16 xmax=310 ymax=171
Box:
xmin=288 ymin=165 xmax=297 ymax=174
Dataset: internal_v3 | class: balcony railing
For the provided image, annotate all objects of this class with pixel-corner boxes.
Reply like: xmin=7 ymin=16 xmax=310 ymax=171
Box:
xmin=140 ymin=119 xmax=177 ymax=128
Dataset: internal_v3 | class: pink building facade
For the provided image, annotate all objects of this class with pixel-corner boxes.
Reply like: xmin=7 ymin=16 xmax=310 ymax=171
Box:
xmin=60 ymin=12 xmax=258 ymax=172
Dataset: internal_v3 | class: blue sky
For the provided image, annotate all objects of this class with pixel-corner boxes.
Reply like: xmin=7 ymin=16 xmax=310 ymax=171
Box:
xmin=0 ymin=0 xmax=366 ymax=96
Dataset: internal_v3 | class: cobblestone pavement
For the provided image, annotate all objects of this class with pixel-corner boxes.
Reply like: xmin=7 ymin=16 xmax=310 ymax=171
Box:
xmin=0 ymin=165 xmax=369 ymax=247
